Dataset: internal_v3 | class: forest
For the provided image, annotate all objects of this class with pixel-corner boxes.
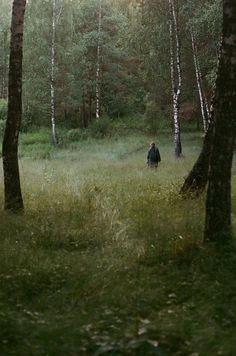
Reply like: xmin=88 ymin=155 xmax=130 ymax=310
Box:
xmin=0 ymin=0 xmax=236 ymax=355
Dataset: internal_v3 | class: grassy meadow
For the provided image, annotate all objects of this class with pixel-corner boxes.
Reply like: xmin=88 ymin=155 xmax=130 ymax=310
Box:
xmin=0 ymin=127 xmax=236 ymax=355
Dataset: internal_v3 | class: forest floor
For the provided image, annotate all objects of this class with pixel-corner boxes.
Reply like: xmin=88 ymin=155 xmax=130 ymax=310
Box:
xmin=0 ymin=129 xmax=236 ymax=355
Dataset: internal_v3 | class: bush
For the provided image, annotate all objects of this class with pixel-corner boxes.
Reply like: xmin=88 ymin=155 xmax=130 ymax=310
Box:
xmin=145 ymin=99 xmax=170 ymax=133
xmin=21 ymin=110 xmax=33 ymax=132
xmin=88 ymin=117 xmax=113 ymax=138
xmin=66 ymin=128 xmax=88 ymax=142
xmin=20 ymin=128 xmax=51 ymax=145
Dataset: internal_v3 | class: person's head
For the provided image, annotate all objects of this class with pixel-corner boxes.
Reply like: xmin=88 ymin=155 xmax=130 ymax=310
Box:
xmin=150 ymin=142 xmax=155 ymax=147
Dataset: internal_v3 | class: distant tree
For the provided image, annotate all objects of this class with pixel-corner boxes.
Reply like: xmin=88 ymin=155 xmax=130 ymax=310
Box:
xmin=0 ymin=0 xmax=11 ymax=99
xmin=50 ymin=0 xmax=60 ymax=144
xmin=180 ymin=0 xmax=222 ymax=194
xmin=189 ymin=26 xmax=209 ymax=132
xmin=204 ymin=0 xmax=236 ymax=242
xmin=95 ymin=0 xmax=102 ymax=120
xmin=2 ymin=0 xmax=26 ymax=212
xmin=169 ymin=0 xmax=182 ymax=157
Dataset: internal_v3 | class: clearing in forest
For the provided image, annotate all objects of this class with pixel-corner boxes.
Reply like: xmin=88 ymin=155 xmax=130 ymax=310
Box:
xmin=0 ymin=132 xmax=236 ymax=355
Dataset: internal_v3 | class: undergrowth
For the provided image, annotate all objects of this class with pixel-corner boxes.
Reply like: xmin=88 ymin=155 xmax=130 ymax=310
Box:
xmin=0 ymin=131 xmax=235 ymax=355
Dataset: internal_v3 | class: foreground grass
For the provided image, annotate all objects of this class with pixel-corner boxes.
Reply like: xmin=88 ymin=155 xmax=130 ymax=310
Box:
xmin=0 ymin=131 xmax=236 ymax=355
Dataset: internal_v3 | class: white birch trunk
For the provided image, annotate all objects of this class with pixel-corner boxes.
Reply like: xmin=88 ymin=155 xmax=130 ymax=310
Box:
xmin=169 ymin=0 xmax=182 ymax=157
xmin=190 ymin=27 xmax=208 ymax=132
xmin=95 ymin=0 xmax=102 ymax=120
xmin=51 ymin=0 xmax=58 ymax=144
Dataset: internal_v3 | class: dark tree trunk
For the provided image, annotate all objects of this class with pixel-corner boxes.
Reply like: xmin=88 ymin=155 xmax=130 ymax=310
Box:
xmin=89 ymin=93 xmax=92 ymax=124
xmin=204 ymin=0 xmax=236 ymax=242
xmin=180 ymin=120 xmax=214 ymax=195
xmin=2 ymin=0 xmax=26 ymax=212
xmin=82 ymin=96 xmax=88 ymax=129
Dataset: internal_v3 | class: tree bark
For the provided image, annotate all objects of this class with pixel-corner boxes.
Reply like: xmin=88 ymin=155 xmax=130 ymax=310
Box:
xmin=204 ymin=0 xmax=236 ymax=242
xmin=169 ymin=0 xmax=182 ymax=157
xmin=2 ymin=0 xmax=26 ymax=212
xmin=82 ymin=94 xmax=88 ymax=129
xmin=180 ymin=119 xmax=214 ymax=195
xmin=89 ymin=93 xmax=92 ymax=124
xmin=95 ymin=0 xmax=102 ymax=120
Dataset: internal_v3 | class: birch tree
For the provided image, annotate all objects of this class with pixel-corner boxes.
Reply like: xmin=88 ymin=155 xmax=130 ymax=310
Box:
xmin=204 ymin=0 xmax=236 ymax=242
xmin=169 ymin=0 xmax=182 ymax=157
xmin=180 ymin=27 xmax=213 ymax=195
xmin=190 ymin=26 xmax=209 ymax=132
xmin=50 ymin=0 xmax=59 ymax=144
xmin=95 ymin=0 xmax=102 ymax=120
xmin=180 ymin=2 xmax=221 ymax=195
xmin=2 ymin=0 xmax=26 ymax=212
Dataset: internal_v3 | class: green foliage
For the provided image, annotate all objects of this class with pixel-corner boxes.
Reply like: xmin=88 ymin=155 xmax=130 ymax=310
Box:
xmin=88 ymin=117 xmax=114 ymax=138
xmin=20 ymin=128 xmax=51 ymax=146
xmin=66 ymin=128 xmax=90 ymax=142
xmin=0 ymin=0 xmax=222 ymax=131
xmin=145 ymin=98 xmax=170 ymax=133
xmin=0 ymin=98 xmax=7 ymax=121
xmin=21 ymin=110 xmax=33 ymax=132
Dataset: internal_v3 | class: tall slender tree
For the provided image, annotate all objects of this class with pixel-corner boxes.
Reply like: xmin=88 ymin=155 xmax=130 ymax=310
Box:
xmin=2 ymin=0 xmax=26 ymax=212
xmin=95 ymin=0 xmax=102 ymax=120
xmin=204 ymin=0 xmax=236 ymax=242
xmin=190 ymin=26 xmax=209 ymax=132
xmin=169 ymin=0 xmax=182 ymax=157
xmin=50 ymin=0 xmax=59 ymax=144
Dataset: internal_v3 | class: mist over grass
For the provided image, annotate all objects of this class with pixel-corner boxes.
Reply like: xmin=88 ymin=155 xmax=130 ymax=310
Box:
xmin=0 ymin=129 xmax=236 ymax=355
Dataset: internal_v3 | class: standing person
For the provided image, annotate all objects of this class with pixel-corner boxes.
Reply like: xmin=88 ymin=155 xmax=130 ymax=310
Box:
xmin=147 ymin=142 xmax=161 ymax=168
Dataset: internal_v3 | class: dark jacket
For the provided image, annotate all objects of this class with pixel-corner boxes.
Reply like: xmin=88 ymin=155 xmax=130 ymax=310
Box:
xmin=147 ymin=146 xmax=161 ymax=164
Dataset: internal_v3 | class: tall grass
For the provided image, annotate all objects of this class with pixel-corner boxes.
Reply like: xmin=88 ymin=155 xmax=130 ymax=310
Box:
xmin=0 ymin=131 xmax=236 ymax=355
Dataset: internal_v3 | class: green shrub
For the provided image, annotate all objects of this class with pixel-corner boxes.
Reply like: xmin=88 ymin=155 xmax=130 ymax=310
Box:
xmin=20 ymin=128 xmax=51 ymax=145
xmin=145 ymin=99 xmax=170 ymax=133
xmin=66 ymin=128 xmax=88 ymax=142
xmin=21 ymin=110 xmax=33 ymax=132
xmin=88 ymin=117 xmax=113 ymax=138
